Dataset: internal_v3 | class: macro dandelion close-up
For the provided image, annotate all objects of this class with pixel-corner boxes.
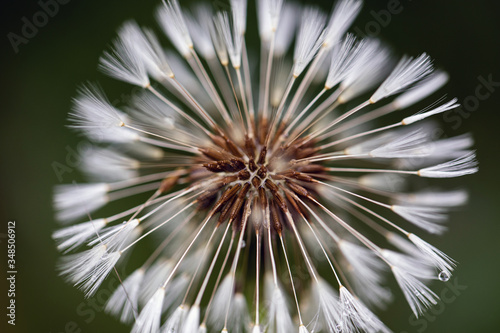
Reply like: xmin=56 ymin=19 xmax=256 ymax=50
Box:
xmin=2 ymin=0 xmax=500 ymax=333
xmin=52 ymin=0 xmax=480 ymax=331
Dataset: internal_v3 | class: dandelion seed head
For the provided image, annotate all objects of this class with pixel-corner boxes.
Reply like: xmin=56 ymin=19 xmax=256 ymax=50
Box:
xmin=55 ymin=0 xmax=477 ymax=332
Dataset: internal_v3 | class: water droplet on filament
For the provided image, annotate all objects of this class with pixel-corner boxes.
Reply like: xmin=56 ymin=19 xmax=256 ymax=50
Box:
xmin=438 ymin=271 xmax=450 ymax=282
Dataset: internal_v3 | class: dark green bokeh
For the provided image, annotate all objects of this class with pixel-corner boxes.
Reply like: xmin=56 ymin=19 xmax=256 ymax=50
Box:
xmin=1 ymin=0 xmax=499 ymax=332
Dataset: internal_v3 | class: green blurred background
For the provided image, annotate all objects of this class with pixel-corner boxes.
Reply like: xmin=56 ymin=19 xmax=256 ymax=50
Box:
xmin=1 ymin=0 xmax=499 ymax=332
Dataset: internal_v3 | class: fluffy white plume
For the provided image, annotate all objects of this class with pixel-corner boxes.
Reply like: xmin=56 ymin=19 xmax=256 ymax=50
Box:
xmin=215 ymin=12 xmax=243 ymax=69
xmin=268 ymin=0 xmax=284 ymax=31
xmin=141 ymin=27 xmax=174 ymax=80
xmin=229 ymin=293 xmax=250 ymax=333
xmin=182 ymin=306 xmax=200 ymax=333
xmin=370 ymin=129 xmax=430 ymax=158
xmin=266 ymin=285 xmax=294 ymax=333
xmin=105 ymin=268 xmax=144 ymax=323
xmin=161 ymin=306 xmax=187 ymax=333
xmin=382 ymin=249 xmax=434 ymax=279
xmin=339 ymin=40 xmax=392 ymax=103
xmin=113 ymin=22 xmax=174 ymax=82
xmin=99 ymin=22 xmax=150 ymax=87
xmin=299 ymin=325 xmax=309 ymax=333
xmin=339 ymin=241 xmax=392 ymax=308
xmin=293 ymin=7 xmax=326 ymax=77
xmin=130 ymin=91 xmax=177 ymax=129
xmin=345 ymin=130 xmax=398 ymax=155
xmin=88 ymin=219 xmax=140 ymax=251
xmin=314 ymin=279 xmax=342 ymax=333
xmin=324 ymin=0 xmax=362 ymax=48
xmin=339 ymin=286 xmax=391 ymax=333
xmin=80 ymin=147 xmax=139 ymax=182
xmin=326 ymin=34 xmax=363 ymax=89
xmin=409 ymin=233 xmax=456 ymax=276
xmin=418 ymin=151 xmax=478 ymax=178
xmin=140 ymin=260 xmax=173 ymax=305
xmin=394 ymin=190 xmax=468 ymax=207
xmin=274 ymin=3 xmax=297 ymax=57
xmin=69 ymin=85 xmax=138 ymax=143
xmin=186 ymin=5 xmax=216 ymax=59
xmin=402 ymin=98 xmax=460 ymax=125
xmin=424 ymin=134 xmax=474 ymax=159
xmin=391 ymin=205 xmax=448 ymax=234
xmin=391 ymin=267 xmax=438 ymax=317
xmin=132 ymin=287 xmax=165 ymax=333
xmin=394 ymin=70 xmax=449 ymax=109
xmin=257 ymin=0 xmax=272 ymax=41
xmin=156 ymin=0 xmax=193 ymax=58
xmin=231 ymin=0 xmax=248 ymax=35
xmin=208 ymin=275 xmax=234 ymax=329
xmin=58 ymin=245 xmax=121 ymax=297
xmin=162 ymin=275 xmax=190 ymax=312
xmin=387 ymin=232 xmax=424 ymax=258
xmin=358 ymin=174 xmax=406 ymax=192
xmin=397 ymin=134 xmax=474 ymax=169
xmin=371 ymin=54 xmax=433 ymax=103
xmin=54 ymin=183 xmax=109 ymax=222
xmin=53 ymin=218 xmax=107 ymax=253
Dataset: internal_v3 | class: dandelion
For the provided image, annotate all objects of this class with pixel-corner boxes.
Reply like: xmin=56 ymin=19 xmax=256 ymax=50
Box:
xmin=54 ymin=0 xmax=478 ymax=332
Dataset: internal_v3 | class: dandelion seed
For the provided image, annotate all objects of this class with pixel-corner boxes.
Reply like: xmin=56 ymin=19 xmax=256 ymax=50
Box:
xmin=52 ymin=218 xmax=107 ymax=252
xmin=391 ymin=267 xmax=439 ymax=317
xmin=105 ymin=268 xmax=144 ymax=323
xmin=53 ymin=183 xmax=109 ymax=222
xmin=293 ymin=7 xmax=326 ymax=78
xmin=132 ymin=287 xmax=165 ymax=333
xmin=55 ymin=0 xmax=477 ymax=332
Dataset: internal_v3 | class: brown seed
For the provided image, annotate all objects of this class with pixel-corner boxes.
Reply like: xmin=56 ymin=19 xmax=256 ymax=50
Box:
xmin=257 ymin=165 xmax=267 ymax=179
xmin=269 ymin=174 xmax=285 ymax=181
xmin=238 ymin=169 xmax=251 ymax=180
xmin=209 ymin=135 xmax=229 ymax=151
xmin=197 ymin=189 xmax=219 ymax=210
xmin=258 ymin=117 xmax=269 ymax=144
xmin=286 ymin=181 xmax=310 ymax=197
xmin=273 ymin=191 xmax=288 ymax=213
xmin=296 ymin=164 xmax=326 ymax=174
xmin=199 ymin=147 xmax=227 ymax=161
xmin=229 ymin=183 xmax=251 ymax=222
xmin=220 ymin=175 xmax=239 ymax=186
xmin=258 ymin=186 xmax=267 ymax=209
xmin=218 ymin=195 xmax=237 ymax=224
xmin=284 ymin=190 xmax=301 ymax=214
xmin=203 ymin=162 xmax=224 ymax=173
xmin=225 ymin=138 xmax=243 ymax=158
xmin=245 ymin=135 xmax=256 ymax=159
xmin=296 ymin=147 xmax=319 ymax=159
xmin=270 ymin=200 xmax=283 ymax=235
xmin=264 ymin=179 xmax=279 ymax=194
xmin=265 ymin=181 xmax=287 ymax=212
xmin=251 ymin=176 xmax=262 ymax=188
xmin=258 ymin=146 xmax=268 ymax=164
xmin=248 ymin=158 xmax=258 ymax=172
xmin=159 ymin=171 xmax=182 ymax=193
xmin=229 ymin=158 xmax=246 ymax=171
xmin=213 ymin=184 xmax=242 ymax=212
